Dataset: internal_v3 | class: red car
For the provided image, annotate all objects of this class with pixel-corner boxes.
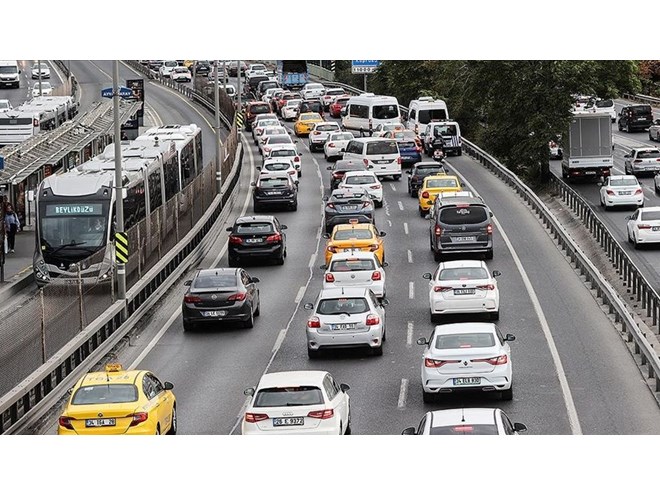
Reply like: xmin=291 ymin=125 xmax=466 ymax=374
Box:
xmin=330 ymin=96 xmax=351 ymax=118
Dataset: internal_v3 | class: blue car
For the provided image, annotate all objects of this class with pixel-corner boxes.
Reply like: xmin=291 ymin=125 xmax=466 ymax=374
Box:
xmin=398 ymin=140 xmax=422 ymax=166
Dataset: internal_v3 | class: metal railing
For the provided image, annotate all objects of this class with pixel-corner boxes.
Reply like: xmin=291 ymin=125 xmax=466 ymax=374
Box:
xmin=622 ymin=93 xmax=660 ymax=107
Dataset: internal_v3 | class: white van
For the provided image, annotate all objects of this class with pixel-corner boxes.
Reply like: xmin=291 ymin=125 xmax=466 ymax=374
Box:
xmin=342 ymin=94 xmax=401 ymax=134
xmin=421 ymin=121 xmax=462 ymax=156
xmin=342 ymin=137 xmax=402 ymax=180
xmin=406 ymin=97 xmax=449 ymax=134
xmin=0 ymin=60 xmax=21 ymax=89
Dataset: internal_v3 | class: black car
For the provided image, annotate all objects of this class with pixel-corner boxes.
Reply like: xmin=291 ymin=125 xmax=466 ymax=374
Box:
xmin=323 ymin=189 xmax=375 ymax=234
xmin=257 ymin=80 xmax=280 ymax=98
xmin=148 ymin=60 xmax=164 ymax=71
xmin=226 ymin=215 xmax=288 ymax=266
xmin=429 ymin=196 xmax=493 ymax=261
xmin=252 ymin=174 xmax=298 ymax=212
xmin=228 ymin=61 xmax=247 ymax=77
xmin=618 ymin=105 xmax=653 ymax=133
xmin=194 ymin=60 xmax=212 ymax=75
xmin=327 ymin=160 xmax=368 ymax=190
xmin=298 ymin=99 xmax=324 ymax=117
xmin=406 ymin=161 xmax=447 ymax=197
xmin=248 ymin=75 xmax=270 ymax=94
xmin=182 ymin=268 xmax=260 ymax=331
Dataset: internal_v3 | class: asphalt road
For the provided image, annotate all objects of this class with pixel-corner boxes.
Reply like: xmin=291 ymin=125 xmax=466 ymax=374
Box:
xmin=70 ymin=89 xmax=660 ymax=435
xmin=0 ymin=60 xmax=66 ymax=109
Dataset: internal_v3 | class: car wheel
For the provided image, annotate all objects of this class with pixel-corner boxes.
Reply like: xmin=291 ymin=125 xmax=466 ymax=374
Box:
xmin=626 ymin=123 xmax=630 ymax=133
xmin=485 ymin=249 xmax=494 ymax=260
xmin=634 ymin=235 xmax=640 ymax=250
xmin=430 ymin=311 xmax=441 ymax=324
xmin=650 ymin=132 xmax=654 ymax=141
xmin=422 ymin=391 xmax=435 ymax=404
xmin=501 ymin=386 xmax=513 ymax=401
xmin=433 ymin=250 xmax=443 ymax=262
xmin=372 ymin=344 xmax=383 ymax=356
xmin=276 ymin=253 xmax=285 ymax=265
xmin=344 ymin=420 xmax=352 ymax=435
xmin=307 ymin=347 xmax=320 ymax=359
xmin=419 ymin=206 xmax=426 ymax=218
xmin=290 ymin=202 xmax=298 ymax=211
xmin=393 ymin=174 xmax=401 ymax=181
xmin=376 ymin=200 xmax=383 ymax=208
xmin=600 ymin=195 xmax=604 ymax=207
xmin=490 ymin=311 xmax=500 ymax=321
xmin=382 ymin=327 xmax=387 ymax=342
xmin=183 ymin=320 xmax=195 ymax=332
xmin=167 ymin=405 xmax=177 ymax=435
xmin=627 ymin=229 xmax=633 ymax=243
xmin=253 ymin=203 xmax=261 ymax=213
xmin=243 ymin=307 xmax=254 ymax=329
xmin=254 ymin=299 xmax=261 ymax=317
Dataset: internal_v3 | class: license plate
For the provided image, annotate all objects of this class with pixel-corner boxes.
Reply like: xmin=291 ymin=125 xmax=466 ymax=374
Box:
xmin=584 ymin=171 xmax=596 ymax=175
xmin=453 ymin=377 xmax=481 ymax=386
xmin=619 ymin=191 xmax=632 ymax=195
xmin=245 ymin=238 xmax=262 ymax=243
xmin=332 ymin=323 xmax=356 ymax=330
xmin=453 ymin=236 xmax=476 ymax=242
xmin=653 ymin=227 xmax=660 ymax=232
xmin=85 ymin=418 xmax=116 ymax=427
xmin=375 ymin=160 xmax=391 ymax=164
xmin=342 ymin=206 xmax=359 ymax=210
xmin=203 ymin=310 xmax=227 ymax=317
xmin=454 ymin=289 xmax=475 ymax=295
xmin=265 ymin=192 xmax=281 ymax=196
xmin=273 ymin=417 xmax=304 ymax=427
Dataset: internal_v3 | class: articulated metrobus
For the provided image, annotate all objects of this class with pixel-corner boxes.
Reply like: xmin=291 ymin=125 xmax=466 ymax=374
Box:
xmin=0 ymin=96 xmax=78 ymax=146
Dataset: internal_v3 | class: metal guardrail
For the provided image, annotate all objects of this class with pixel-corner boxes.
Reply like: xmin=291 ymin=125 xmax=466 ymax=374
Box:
xmin=622 ymin=93 xmax=660 ymax=106
xmin=0 ymin=63 xmax=245 ymax=434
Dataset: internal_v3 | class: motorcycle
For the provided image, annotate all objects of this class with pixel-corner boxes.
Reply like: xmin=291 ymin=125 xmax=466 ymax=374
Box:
xmin=432 ymin=147 xmax=446 ymax=163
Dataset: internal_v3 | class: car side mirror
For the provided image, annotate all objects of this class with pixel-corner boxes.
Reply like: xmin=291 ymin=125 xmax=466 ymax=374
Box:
xmin=256 ymin=166 xmax=261 ymax=170
xmin=322 ymin=196 xmax=329 ymax=201
xmin=340 ymin=148 xmax=346 ymax=153
xmin=322 ymin=233 xmax=330 ymax=239
xmin=379 ymin=231 xmax=386 ymax=237
xmin=597 ymin=181 xmax=603 ymax=186
xmin=420 ymin=132 xmax=426 ymax=137
xmin=250 ymin=277 xmax=260 ymax=283
xmin=489 ymin=212 xmax=494 ymax=218
xmin=513 ymin=422 xmax=527 ymax=433
xmin=624 ymin=215 xmax=631 ymax=220
xmin=164 ymin=381 xmax=174 ymax=390
xmin=504 ymin=333 xmax=516 ymax=342
xmin=422 ymin=273 xmax=432 ymax=280
xmin=250 ymin=181 xmax=256 ymax=186
xmin=401 ymin=427 xmax=416 ymax=435
xmin=299 ymin=152 xmax=303 ymax=156
xmin=382 ymin=262 xmax=389 ymax=267
xmin=460 ymin=182 xmax=466 ymax=187
xmin=340 ymin=383 xmax=350 ymax=393
xmin=281 ymin=225 xmax=288 ymax=230
xmin=244 ymin=387 xmax=255 ymax=396
xmin=184 ymin=280 xmax=192 ymax=286
xmin=424 ymin=214 xmax=430 ymax=220
xmin=319 ymin=264 xmax=327 ymax=270
xmin=303 ymin=303 xmax=314 ymax=310
xmin=492 ymin=270 xmax=502 ymax=277
xmin=406 ymin=170 xmax=412 ymax=174
xmin=381 ymin=298 xmax=389 ymax=306
xmin=326 ymin=166 xmax=332 ymax=170
xmin=226 ymin=227 xmax=233 ymax=232
xmin=416 ymin=337 xmax=429 ymax=346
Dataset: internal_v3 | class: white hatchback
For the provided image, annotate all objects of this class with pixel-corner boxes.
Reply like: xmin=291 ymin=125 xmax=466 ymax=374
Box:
xmin=599 ymin=175 xmax=643 ymax=209
xmin=626 ymin=207 xmax=660 ymax=248
xmin=342 ymin=137 xmax=402 ymax=180
xmin=338 ymin=171 xmax=383 ymax=207
xmin=258 ymin=126 xmax=289 ymax=151
xmin=259 ymin=159 xmax=299 ymax=184
xmin=308 ymin=121 xmax=342 ymax=152
xmin=402 ymin=408 xmax=527 ymax=435
xmin=242 ymin=371 xmax=351 ymax=435
xmin=322 ymin=251 xmax=387 ymax=298
xmin=417 ymin=322 xmax=515 ymax=402
xmin=281 ymin=99 xmax=302 ymax=121
xmin=264 ymin=144 xmax=302 ymax=176
xmin=324 ymin=131 xmax=355 ymax=161
xmin=260 ymin=134 xmax=294 ymax=156
xmin=252 ymin=118 xmax=282 ymax=143
xmin=423 ymin=260 xmax=501 ymax=322
xmin=32 ymin=82 xmax=52 ymax=96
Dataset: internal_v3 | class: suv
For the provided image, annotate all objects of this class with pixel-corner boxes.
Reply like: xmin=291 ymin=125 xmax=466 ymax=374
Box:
xmin=244 ymin=101 xmax=273 ymax=130
xmin=194 ymin=60 xmax=212 ymax=75
xmin=226 ymin=215 xmax=288 ymax=266
xmin=429 ymin=196 xmax=494 ymax=261
xmin=323 ymin=188 xmax=375 ymax=234
xmin=618 ymin=105 xmax=653 ymax=133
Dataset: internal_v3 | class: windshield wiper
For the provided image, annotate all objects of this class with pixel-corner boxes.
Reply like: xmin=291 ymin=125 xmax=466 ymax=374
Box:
xmin=326 ymin=311 xmax=354 ymax=316
xmin=48 ymin=241 xmax=87 ymax=255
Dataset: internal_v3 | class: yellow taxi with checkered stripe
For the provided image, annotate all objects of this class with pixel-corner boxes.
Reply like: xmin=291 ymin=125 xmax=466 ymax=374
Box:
xmin=57 ymin=363 xmax=177 ymax=435
xmin=418 ymin=174 xmax=463 ymax=217
xmin=324 ymin=221 xmax=386 ymax=266
xmin=294 ymin=112 xmax=324 ymax=137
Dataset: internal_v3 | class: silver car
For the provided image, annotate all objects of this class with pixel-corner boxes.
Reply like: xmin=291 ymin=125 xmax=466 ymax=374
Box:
xmin=303 ymin=287 xmax=387 ymax=358
xmin=624 ymin=147 xmax=660 ymax=176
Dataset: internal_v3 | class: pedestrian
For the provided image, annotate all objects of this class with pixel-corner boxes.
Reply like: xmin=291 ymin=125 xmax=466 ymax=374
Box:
xmin=4 ymin=204 xmax=20 ymax=253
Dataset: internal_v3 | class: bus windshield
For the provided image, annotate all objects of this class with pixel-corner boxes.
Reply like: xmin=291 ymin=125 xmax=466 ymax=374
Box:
xmin=39 ymin=201 xmax=109 ymax=252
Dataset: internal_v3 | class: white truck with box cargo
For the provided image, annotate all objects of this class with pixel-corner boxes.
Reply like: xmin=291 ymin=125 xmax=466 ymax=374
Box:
xmin=561 ymin=112 xmax=613 ymax=182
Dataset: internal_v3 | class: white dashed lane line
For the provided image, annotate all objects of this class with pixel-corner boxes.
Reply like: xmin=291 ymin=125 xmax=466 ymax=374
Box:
xmin=408 ymin=281 xmax=414 ymax=299
xmin=407 ymin=250 xmax=413 ymax=264
xmin=398 ymin=201 xmax=404 ymax=211
xmin=397 ymin=379 xmax=409 ymax=409
xmin=406 ymin=321 xmax=414 ymax=347
xmin=403 ymin=222 xmax=409 ymax=235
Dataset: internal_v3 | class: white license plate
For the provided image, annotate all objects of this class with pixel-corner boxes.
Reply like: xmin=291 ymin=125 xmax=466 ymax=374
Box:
xmin=203 ymin=310 xmax=227 ymax=317
xmin=245 ymin=238 xmax=262 ymax=243
xmin=584 ymin=171 xmax=597 ymax=175
xmin=454 ymin=289 xmax=475 ymax=295
xmin=619 ymin=191 xmax=632 ymax=195
xmin=453 ymin=236 xmax=476 ymax=242
xmin=86 ymin=418 xmax=116 ymax=427
xmin=332 ymin=323 xmax=356 ymax=330
xmin=273 ymin=417 xmax=304 ymax=427
xmin=453 ymin=377 xmax=481 ymax=386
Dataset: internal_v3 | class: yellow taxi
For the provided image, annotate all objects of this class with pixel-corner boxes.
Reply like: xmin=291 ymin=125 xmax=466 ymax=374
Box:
xmin=183 ymin=60 xmax=195 ymax=70
xmin=418 ymin=174 xmax=462 ymax=216
xmin=57 ymin=363 xmax=177 ymax=435
xmin=294 ymin=112 xmax=324 ymax=137
xmin=324 ymin=221 xmax=386 ymax=265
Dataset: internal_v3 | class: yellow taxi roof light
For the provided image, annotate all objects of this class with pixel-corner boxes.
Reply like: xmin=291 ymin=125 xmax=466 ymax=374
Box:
xmin=105 ymin=363 xmax=123 ymax=373
xmin=349 ymin=219 xmax=359 ymax=224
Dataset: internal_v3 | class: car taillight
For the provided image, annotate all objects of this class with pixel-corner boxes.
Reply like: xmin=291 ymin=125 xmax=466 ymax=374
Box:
xmin=228 ymin=292 xmax=247 ymax=301
xmin=606 ymin=189 xmax=615 ymax=196
xmin=635 ymin=188 xmax=643 ymax=194
xmin=422 ymin=191 xmax=430 ymax=198
xmin=476 ymin=284 xmax=495 ymax=290
xmin=434 ymin=225 xmax=442 ymax=236
xmin=397 ymin=157 xmax=402 ymax=165
xmin=266 ymin=233 xmax=282 ymax=243
xmin=452 ymin=425 xmax=475 ymax=433
xmin=416 ymin=146 xmax=422 ymax=152
xmin=363 ymin=159 xmax=369 ymax=166
xmin=486 ymin=224 xmax=493 ymax=234
xmin=263 ymin=147 xmax=271 ymax=153
xmin=129 ymin=412 xmax=149 ymax=427
xmin=307 ymin=316 xmax=321 ymax=328
xmin=326 ymin=202 xmax=335 ymax=209
xmin=371 ymin=271 xmax=381 ymax=281
xmin=327 ymin=246 xmax=338 ymax=253
xmin=184 ymin=295 xmax=202 ymax=304
xmin=33 ymin=118 xmax=39 ymax=127
xmin=366 ymin=314 xmax=380 ymax=325
xmin=308 ymin=409 xmax=334 ymax=420
xmin=328 ymin=143 xmax=336 ymax=148
xmin=638 ymin=224 xmax=652 ymax=229
xmin=288 ymin=170 xmax=296 ymax=175
xmin=313 ymin=131 xmax=321 ymax=135
xmin=424 ymin=358 xmax=460 ymax=368
xmin=325 ymin=273 xmax=335 ymax=282
xmin=294 ymin=156 xmax=300 ymax=162
xmin=257 ymin=129 xmax=264 ymax=135
xmin=370 ymin=184 xmax=381 ymax=190
xmin=245 ymin=412 xmax=270 ymax=423
xmin=58 ymin=416 xmax=74 ymax=430
xmin=229 ymin=235 xmax=243 ymax=245
xmin=433 ymin=286 xmax=452 ymax=292
xmin=474 ymin=355 xmax=508 ymax=366
xmin=369 ymin=244 xmax=379 ymax=251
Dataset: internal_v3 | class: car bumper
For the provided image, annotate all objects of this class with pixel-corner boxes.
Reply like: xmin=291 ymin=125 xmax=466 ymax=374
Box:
xmin=370 ymin=166 xmax=401 ymax=177
xmin=229 ymin=244 xmax=284 ymax=259
xmin=254 ymin=196 xmax=297 ymax=207
xmin=604 ymin=194 xmax=644 ymax=206
xmin=182 ymin=302 xmax=250 ymax=323
xmin=431 ymin=296 xmax=498 ymax=314
xmin=436 ymin=239 xmax=493 ymax=254
xmin=325 ymin=214 xmax=374 ymax=230
xmin=325 ymin=147 xmax=343 ymax=158
xmin=323 ymin=280 xmax=385 ymax=298
xmin=632 ymin=165 xmax=660 ymax=174
xmin=242 ymin=419 xmax=340 ymax=435
xmin=636 ymin=230 xmax=660 ymax=243
xmin=422 ymin=368 xmax=512 ymax=393
xmin=400 ymin=154 xmax=422 ymax=165
xmin=307 ymin=325 xmax=383 ymax=350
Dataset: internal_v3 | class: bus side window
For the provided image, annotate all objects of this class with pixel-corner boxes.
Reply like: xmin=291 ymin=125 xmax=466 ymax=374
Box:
xmin=163 ymin=155 xmax=179 ymax=201
xmin=149 ymin=170 xmax=163 ymax=211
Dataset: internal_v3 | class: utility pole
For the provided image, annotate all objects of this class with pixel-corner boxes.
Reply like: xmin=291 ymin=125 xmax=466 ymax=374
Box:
xmin=37 ymin=59 xmax=42 ymax=96
xmin=214 ymin=59 xmax=224 ymax=204
xmin=237 ymin=60 xmax=242 ymax=114
xmin=222 ymin=60 xmax=227 ymax=91
xmin=363 ymin=74 xmax=367 ymax=92
xmin=112 ymin=61 xmax=126 ymax=309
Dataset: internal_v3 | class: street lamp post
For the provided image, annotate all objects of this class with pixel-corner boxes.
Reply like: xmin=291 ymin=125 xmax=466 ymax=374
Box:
xmin=214 ymin=60 xmax=224 ymax=204
xmin=112 ymin=61 xmax=126 ymax=308
xmin=37 ymin=59 xmax=42 ymax=96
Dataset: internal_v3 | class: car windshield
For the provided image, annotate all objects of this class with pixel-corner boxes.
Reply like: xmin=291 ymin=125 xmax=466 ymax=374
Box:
xmin=253 ymin=386 xmax=324 ymax=407
xmin=264 ymin=163 xmax=291 ymax=171
xmin=301 ymin=114 xmax=320 ymax=121
xmin=317 ymin=297 xmax=369 ymax=315
xmin=366 ymin=141 xmax=398 ymax=155
xmin=71 ymin=384 xmax=138 ymax=405
xmin=257 ymin=120 xmax=279 ymax=128
xmin=637 ymin=150 xmax=660 ymax=159
xmin=307 ymin=84 xmax=323 ymax=90
xmin=641 ymin=211 xmax=660 ymax=221
xmin=330 ymin=259 xmax=376 ymax=271
xmin=332 ymin=133 xmax=354 ymax=141
xmin=331 ymin=191 xmax=366 ymax=202
xmin=33 ymin=64 xmax=48 ymax=70
xmin=174 ymin=68 xmax=187 ymax=73
xmin=429 ymin=424 xmax=499 ymax=435
xmin=251 ymin=65 xmax=266 ymax=71
xmin=270 ymin=149 xmax=296 ymax=157
xmin=419 ymin=108 xmax=448 ymax=123
xmin=333 ymin=229 xmax=373 ymax=240
xmin=235 ymin=222 xmax=275 ymax=234
xmin=345 ymin=175 xmax=376 ymax=185
xmin=264 ymin=128 xmax=286 ymax=136
xmin=287 ymin=100 xmax=302 ymax=107
xmin=439 ymin=206 xmax=488 ymax=225
xmin=267 ymin=136 xmax=291 ymax=144
xmin=194 ymin=273 xmax=236 ymax=289
xmin=609 ymin=178 xmax=638 ymax=187
xmin=327 ymin=89 xmax=344 ymax=95
xmin=165 ymin=61 xmax=178 ymax=67
xmin=416 ymin=166 xmax=443 ymax=176
xmin=259 ymin=178 xmax=290 ymax=188
xmin=0 ymin=66 xmax=17 ymax=74
xmin=372 ymin=105 xmax=399 ymax=120
xmin=336 ymin=98 xmax=350 ymax=105
xmin=426 ymin=178 xmax=458 ymax=188
xmin=435 ymin=332 xmax=496 ymax=349
xmin=316 ymin=124 xmax=339 ymax=131
xmin=250 ymin=104 xmax=270 ymax=113
xmin=433 ymin=125 xmax=457 ymax=136
xmin=595 ymin=99 xmax=613 ymax=108
xmin=439 ymin=267 xmax=489 ymax=280
xmin=631 ymin=106 xmax=652 ymax=115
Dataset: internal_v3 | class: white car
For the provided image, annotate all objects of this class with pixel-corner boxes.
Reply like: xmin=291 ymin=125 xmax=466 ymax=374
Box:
xmin=0 ymin=99 xmax=12 ymax=112
xmin=324 ymin=131 xmax=354 ymax=161
xmin=321 ymin=88 xmax=346 ymax=109
xmin=338 ymin=171 xmax=383 ymax=207
xmin=626 ymin=207 xmax=660 ymax=248
xmin=252 ymin=118 xmax=282 ymax=142
xmin=264 ymin=144 xmax=302 ymax=176
xmin=308 ymin=121 xmax=342 ymax=152
xmin=260 ymin=134 xmax=294 ymax=156
xmin=31 ymin=62 xmax=50 ymax=79
xmin=259 ymin=158 xmax=299 ymax=184
xmin=245 ymin=63 xmax=267 ymax=80
xmin=301 ymin=82 xmax=325 ymax=100
xmin=401 ymin=408 xmax=527 ymax=435
xmin=322 ymin=251 xmax=387 ymax=298
xmin=224 ymin=84 xmax=236 ymax=99
xmin=624 ymin=147 xmax=660 ymax=176
xmin=281 ymin=99 xmax=302 ymax=121
xmin=170 ymin=66 xmax=192 ymax=82
xmin=585 ymin=98 xmax=617 ymax=123
xmin=159 ymin=60 xmax=179 ymax=78
xmin=417 ymin=322 xmax=515 ymax=402
xmin=242 ymin=370 xmax=351 ymax=435
xmin=32 ymin=82 xmax=52 ymax=96
xmin=371 ymin=122 xmax=405 ymax=138
xmin=261 ymin=87 xmax=281 ymax=104
xmin=304 ymin=287 xmax=387 ymax=358
xmin=599 ymin=175 xmax=644 ymax=210
xmin=258 ymin=126 xmax=289 ymax=150
xmin=423 ymin=260 xmax=501 ymax=322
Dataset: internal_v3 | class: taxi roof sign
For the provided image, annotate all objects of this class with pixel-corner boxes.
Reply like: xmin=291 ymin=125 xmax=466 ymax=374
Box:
xmin=105 ymin=363 xmax=124 ymax=373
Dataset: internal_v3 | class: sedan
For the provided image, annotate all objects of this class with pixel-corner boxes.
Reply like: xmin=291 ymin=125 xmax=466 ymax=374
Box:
xmin=626 ymin=207 xmax=660 ymax=248
xmin=32 ymin=82 xmax=53 ymax=96
xmin=321 ymin=88 xmax=346 ymax=109
xmin=242 ymin=371 xmax=351 ymax=435
xmin=182 ymin=268 xmax=260 ymax=331
xmin=401 ymin=408 xmax=527 ymax=435
xmin=624 ymin=147 xmax=660 ymax=177
xmin=338 ymin=171 xmax=383 ymax=207
xmin=599 ymin=175 xmax=643 ymax=210
xmin=321 ymin=251 xmax=387 ymax=298
xmin=327 ymin=159 xmax=369 ymax=190
xmin=171 ymin=66 xmax=192 ymax=82
xmin=226 ymin=215 xmax=288 ymax=266
xmin=308 ymin=121 xmax=342 ymax=152
xmin=323 ymin=188 xmax=375 ymax=233
xmin=407 ymin=161 xmax=447 ymax=197
xmin=396 ymin=139 xmax=422 ymax=166
xmin=258 ymin=159 xmax=299 ymax=184
xmin=417 ymin=322 xmax=515 ymax=402
xmin=281 ymin=99 xmax=303 ymax=121
xmin=31 ymin=62 xmax=50 ymax=79
xmin=304 ymin=287 xmax=387 ymax=358
xmin=324 ymin=131 xmax=354 ymax=161
xmin=423 ymin=260 xmax=501 ymax=322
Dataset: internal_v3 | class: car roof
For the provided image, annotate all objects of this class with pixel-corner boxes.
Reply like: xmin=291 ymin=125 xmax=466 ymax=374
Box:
xmin=424 ymin=174 xmax=459 ymax=182
xmin=343 ymin=170 xmax=377 ymax=177
xmin=329 ymin=251 xmax=379 ymax=262
xmin=333 ymin=223 xmax=374 ymax=232
xmin=258 ymin=371 xmax=328 ymax=389
xmin=609 ymin=175 xmax=637 ymax=181
xmin=79 ymin=369 xmax=143 ymax=387
xmin=639 ymin=207 xmax=660 ymax=213
xmin=318 ymin=287 xmax=372 ymax=298
xmin=415 ymin=161 xmax=444 ymax=168
xmin=197 ymin=268 xmax=237 ymax=277
xmin=437 ymin=197 xmax=486 ymax=207
xmin=299 ymin=112 xmax=322 ymax=118
xmin=438 ymin=259 xmax=487 ymax=270
xmin=350 ymin=137 xmax=395 ymax=143
xmin=235 ymin=215 xmax=276 ymax=224
xmin=434 ymin=322 xmax=497 ymax=334
xmin=258 ymin=171 xmax=292 ymax=179
xmin=429 ymin=408 xmax=499 ymax=427
xmin=314 ymin=121 xmax=340 ymax=127
xmin=263 ymin=158 xmax=294 ymax=165
xmin=633 ymin=147 xmax=659 ymax=152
